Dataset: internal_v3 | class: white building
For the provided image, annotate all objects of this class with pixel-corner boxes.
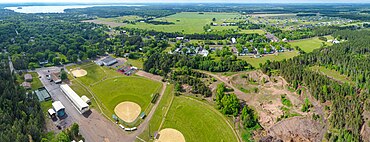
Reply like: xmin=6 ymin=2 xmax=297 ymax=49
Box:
xmin=231 ymin=38 xmax=237 ymax=44
xmin=81 ymin=95 xmax=91 ymax=104
xmin=101 ymin=56 xmax=117 ymax=66
xmin=60 ymin=84 xmax=89 ymax=114
xmin=52 ymin=101 xmax=65 ymax=117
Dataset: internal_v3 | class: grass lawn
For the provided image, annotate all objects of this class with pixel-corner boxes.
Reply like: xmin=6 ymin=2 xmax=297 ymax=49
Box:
xmin=161 ymin=96 xmax=238 ymax=142
xmin=16 ymin=72 xmax=43 ymax=90
xmin=137 ymin=84 xmax=174 ymax=141
xmin=289 ymin=37 xmax=332 ymax=53
xmin=309 ymin=66 xmax=354 ymax=85
xmin=238 ymin=51 xmax=299 ymax=68
xmin=239 ymin=29 xmax=265 ymax=35
xmin=121 ymin=12 xmax=241 ymax=34
xmin=126 ymin=59 xmax=144 ymax=69
xmin=40 ymin=100 xmax=52 ymax=116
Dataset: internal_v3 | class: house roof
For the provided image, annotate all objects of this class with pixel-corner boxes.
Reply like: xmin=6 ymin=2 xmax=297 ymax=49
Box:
xmin=24 ymin=74 xmax=32 ymax=80
xmin=21 ymin=82 xmax=31 ymax=88
xmin=48 ymin=108 xmax=56 ymax=115
xmin=101 ymin=56 xmax=116 ymax=64
xmin=52 ymin=101 xmax=65 ymax=111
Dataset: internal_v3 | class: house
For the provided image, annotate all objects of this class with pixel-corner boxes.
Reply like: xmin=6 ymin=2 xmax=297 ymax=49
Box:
xmin=231 ymin=38 xmax=237 ymax=44
xmin=52 ymin=101 xmax=65 ymax=117
xmin=282 ymin=38 xmax=288 ymax=42
xmin=21 ymin=82 xmax=31 ymax=90
xmin=24 ymin=74 xmax=33 ymax=82
xmin=266 ymin=33 xmax=279 ymax=42
xmin=101 ymin=56 xmax=118 ymax=66
xmin=176 ymin=37 xmax=184 ymax=40
xmin=232 ymin=47 xmax=239 ymax=54
xmin=198 ymin=49 xmax=209 ymax=57
xmin=333 ymin=39 xmax=340 ymax=44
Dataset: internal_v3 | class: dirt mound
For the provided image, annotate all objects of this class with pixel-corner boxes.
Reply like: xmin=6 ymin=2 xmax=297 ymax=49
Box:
xmin=71 ymin=69 xmax=87 ymax=77
xmin=262 ymin=117 xmax=325 ymax=142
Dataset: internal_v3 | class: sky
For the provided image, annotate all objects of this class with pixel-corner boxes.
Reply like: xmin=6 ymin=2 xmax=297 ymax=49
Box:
xmin=0 ymin=0 xmax=369 ymax=3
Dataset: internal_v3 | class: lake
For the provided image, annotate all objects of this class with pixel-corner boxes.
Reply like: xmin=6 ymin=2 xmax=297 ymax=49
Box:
xmin=4 ymin=5 xmax=144 ymax=13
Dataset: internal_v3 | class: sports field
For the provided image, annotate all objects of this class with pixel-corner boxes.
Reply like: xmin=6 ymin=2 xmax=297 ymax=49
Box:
xmin=67 ymin=63 xmax=162 ymax=124
xmin=162 ymin=96 xmax=238 ymax=142
xmin=120 ymin=12 xmax=241 ymax=34
xmin=289 ymin=36 xmax=333 ymax=53
xmin=238 ymin=51 xmax=299 ymax=68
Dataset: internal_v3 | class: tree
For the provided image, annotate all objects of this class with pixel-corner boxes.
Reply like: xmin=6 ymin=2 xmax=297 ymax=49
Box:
xmin=61 ymin=70 xmax=68 ymax=80
xmin=212 ymin=17 xmax=216 ymax=21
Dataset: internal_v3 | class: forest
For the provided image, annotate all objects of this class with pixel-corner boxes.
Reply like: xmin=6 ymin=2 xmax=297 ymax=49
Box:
xmin=261 ymin=30 xmax=370 ymax=141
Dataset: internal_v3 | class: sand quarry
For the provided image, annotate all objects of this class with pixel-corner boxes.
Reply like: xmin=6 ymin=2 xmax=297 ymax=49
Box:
xmin=114 ymin=102 xmax=141 ymax=123
xmin=156 ymin=128 xmax=186 ymax=142
xmin=71 ymin=69 xmax=87 ymax=77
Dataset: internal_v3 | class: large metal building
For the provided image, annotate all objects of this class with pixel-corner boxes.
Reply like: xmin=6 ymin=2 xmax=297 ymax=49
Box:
xmin=60 ymin=84 xmax=89 ymax=114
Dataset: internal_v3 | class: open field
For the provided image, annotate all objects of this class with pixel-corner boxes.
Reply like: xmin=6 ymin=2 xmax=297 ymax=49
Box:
xmin=289 ymin=36 xmax=333 ymax=53
xmin=96 ymin=12 xmax=241 ymax=34
xmin=309 ymin=66 xmax=354 ymax=85
xmin=239 ymin=29 xmax=265 ymax=35
xmin=161 ymin=96 xmax=238 ymax=142
xmin=238 ymin=51 xmax=299 ymax=68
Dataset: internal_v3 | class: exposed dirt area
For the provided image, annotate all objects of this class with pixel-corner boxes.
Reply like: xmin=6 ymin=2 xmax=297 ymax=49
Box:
xmin=136 ymin=70 xmax=163 ymax=82
xmin=71 ymin=69 xmax=87 ymax=77
xmin=361 ymin=111 xmax=370 ymax=141
xmin=155 ymin=128 xmax=186 ymax=142
xmin=114 ymin=101 xmax=141 ymax=123
xmin=260 ymin=117 xmax=326 ymax=142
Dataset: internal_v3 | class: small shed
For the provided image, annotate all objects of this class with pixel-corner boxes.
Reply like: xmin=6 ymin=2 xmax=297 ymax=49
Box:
xmin=48 ymin=108 xmax=56 ymax=118
xmin=52 ymin=101 xmax=65 ymax=117
xmin=21 ymin=82 xmax=31 ymax=90
xmin=51 ymin=72 xmax=62 ymax=84
xmin=140 ymin=112 xmax=146 ymax=119
xmin=34 ymin=88 xmax=51 ymax=102
xmin=24 ymin=74 xmax=33 ymax=82
xmin=81 ymin=95 xmax=91 ymax=104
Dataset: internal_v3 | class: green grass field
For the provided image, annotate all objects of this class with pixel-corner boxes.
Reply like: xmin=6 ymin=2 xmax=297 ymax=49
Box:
xmin=67 ymin=63 xmax=162 ymax=124
xmin=121 ymin=12 xmax=241 ymax=34
xmin=16 ymin=72 xmax=43 ymax=90
xmin=91 ymin=77 xmax=162 ymax=116
xmin=309 ymin=66 xmax=354 ymax=85
xmin=161 ymin=96 xmax=238 ymax=142
xmin=238 ymin=51 xmax=299 ymax=68
xmin=125 ymin=59 xmax=144 ymax=69
xmin=239 ymin=29 xmax=265 ymax=35
xmin=289 ymin=36 xmax=333 ymax=53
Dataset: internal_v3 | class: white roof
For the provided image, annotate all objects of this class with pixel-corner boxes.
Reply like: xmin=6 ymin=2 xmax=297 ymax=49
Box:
xmin=52 ymin=101 xmax=65 ymax=111
xmin=60 ymin=84 xmax=89 ymax=112
xmin=81 ymin=95 xmax=90 ymax=103
xmin=48 ymin=108 xmax=56 ymax=115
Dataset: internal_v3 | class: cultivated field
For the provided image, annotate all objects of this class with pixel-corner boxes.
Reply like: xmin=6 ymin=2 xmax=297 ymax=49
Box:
xmin=238 ymin=51 xmax=299 ymax=68
xmin=95 ymin=12 xmax=241 ymax=34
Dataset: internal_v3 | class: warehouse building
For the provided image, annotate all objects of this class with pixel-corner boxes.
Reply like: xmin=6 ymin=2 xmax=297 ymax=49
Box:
xmin=60 ymin=84 xmax=89 ymax=114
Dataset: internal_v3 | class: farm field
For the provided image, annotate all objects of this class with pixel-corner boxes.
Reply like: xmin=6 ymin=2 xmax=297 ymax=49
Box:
xmin=309 ymin=66 xmax=354 ymax=85
xmin=238 ymin=51 xmax=299 ymax=68
xmin=289 ymin=36 xmax=333 ymax=53
xmin=161 ymin=96 xmax=238 ymax=142
xmin=117 ymin=12 xmax=241 ymax=33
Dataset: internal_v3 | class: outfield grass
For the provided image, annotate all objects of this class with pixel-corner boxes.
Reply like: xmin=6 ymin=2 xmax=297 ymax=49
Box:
xmin=121 ymin=12 xmax=241 ymax=34
xmin=289 ymin=37 xmax=333 ymax=53
xmin=161 ymin=96 xmax=238 ymax=142
xmin=138 ymin=84 xmax=174 ymax=141
xmin=309 ymin=66 xmax=354 ymax=85
xmin=238 ymin=51 xmax=299 ymax=68
xmin=91 ymin=76 xmax=162 ymax=118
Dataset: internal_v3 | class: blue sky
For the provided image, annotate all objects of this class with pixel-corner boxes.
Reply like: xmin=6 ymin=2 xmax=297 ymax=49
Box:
xmin=0 ymin=0 xmax=369 ymax=3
